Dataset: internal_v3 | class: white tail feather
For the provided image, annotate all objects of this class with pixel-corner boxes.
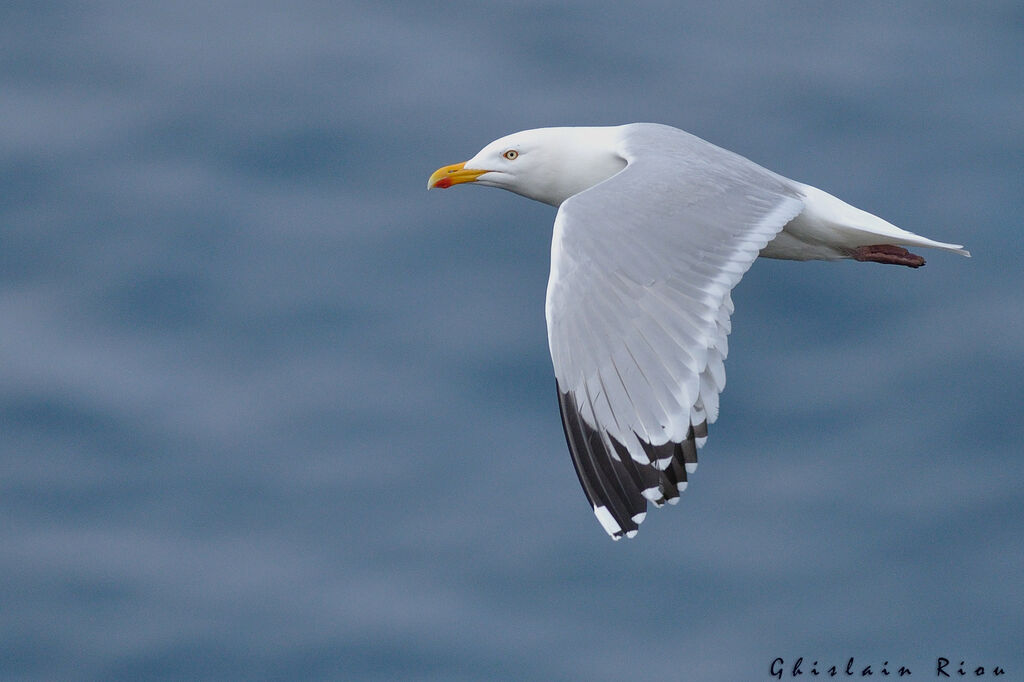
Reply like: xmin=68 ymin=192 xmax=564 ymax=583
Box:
xmin=766 ymin=182 xmax=970 ymax=260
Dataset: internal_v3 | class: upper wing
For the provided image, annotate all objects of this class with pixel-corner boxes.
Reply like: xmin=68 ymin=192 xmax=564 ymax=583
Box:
xmin=546 ymin=125 xmax=803 ymax=539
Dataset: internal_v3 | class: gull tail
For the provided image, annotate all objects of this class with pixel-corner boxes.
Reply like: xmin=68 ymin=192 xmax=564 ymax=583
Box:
xmin=766 ymin=183 xmax=971 ymax=264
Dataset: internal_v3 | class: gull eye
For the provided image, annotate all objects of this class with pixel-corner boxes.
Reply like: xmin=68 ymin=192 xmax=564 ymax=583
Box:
xmin=503 ymin=149 xmax=518 ymax=160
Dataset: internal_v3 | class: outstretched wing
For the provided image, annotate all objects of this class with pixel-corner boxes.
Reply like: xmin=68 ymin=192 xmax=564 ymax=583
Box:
xmin=545 ymin=124 xmax=803 ymax=539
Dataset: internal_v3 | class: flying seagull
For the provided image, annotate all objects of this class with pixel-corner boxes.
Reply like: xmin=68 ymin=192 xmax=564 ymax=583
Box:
xmin=428 ymin=123 xmax=968 ymax=540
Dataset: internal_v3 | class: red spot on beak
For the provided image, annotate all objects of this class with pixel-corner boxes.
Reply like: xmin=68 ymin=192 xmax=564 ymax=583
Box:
xmin=435 ymin=177 xmax=453 ymax=189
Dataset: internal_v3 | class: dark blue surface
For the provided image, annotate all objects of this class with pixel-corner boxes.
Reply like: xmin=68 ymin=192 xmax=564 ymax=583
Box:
xmin=2 ymin=2 xmax=1022 ymax=679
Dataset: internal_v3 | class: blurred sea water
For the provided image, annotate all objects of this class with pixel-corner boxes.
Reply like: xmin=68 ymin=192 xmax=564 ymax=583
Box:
xmin=1 ymin=2 xmax=1022 ymax=679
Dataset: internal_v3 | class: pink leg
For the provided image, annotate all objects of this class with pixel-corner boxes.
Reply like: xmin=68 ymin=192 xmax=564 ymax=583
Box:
xmin=851 ymin=244 xmax=926 ymax=268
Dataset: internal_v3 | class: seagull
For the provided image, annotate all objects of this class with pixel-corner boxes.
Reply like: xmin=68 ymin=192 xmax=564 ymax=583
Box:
xmin=428 ymin=123 xmax=968 ymax=540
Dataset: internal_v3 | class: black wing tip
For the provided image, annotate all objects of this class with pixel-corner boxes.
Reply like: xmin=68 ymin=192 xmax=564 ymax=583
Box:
xmin=556 ymin=385 xmax=709 ymax=540
xmin=557 ymin=388 xmax=644 ymax=540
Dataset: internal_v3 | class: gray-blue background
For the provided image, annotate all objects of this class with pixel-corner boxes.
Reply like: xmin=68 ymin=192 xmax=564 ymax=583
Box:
xmin=2 ymin=2 xmax=1021 ymax=680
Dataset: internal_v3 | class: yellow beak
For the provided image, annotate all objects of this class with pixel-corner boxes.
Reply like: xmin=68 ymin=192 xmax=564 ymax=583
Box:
xmin=427 ymin=161 xmax=489 ymax=190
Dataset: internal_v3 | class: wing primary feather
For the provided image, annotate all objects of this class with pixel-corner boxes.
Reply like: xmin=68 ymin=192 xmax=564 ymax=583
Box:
xmin=557 ymin=389 xmax=602 ymax=509
xmin=556 ymin=386 xmax=641 ymax=538
xmin=661 ymin=450 xmax=687 ymax=501
xmin=607 ymin=355 xmax=654 ymax=446
xmin=596 ymin=369 xmax=624 ymax=432
xmin=580 ymin=381 xmax=648 ymax=522
xmin=607 ymin=434 xmax=663 ymax=503
xmin=666 ymin=447 xmax=688 ymax=487
xmin=640 ymin=439 xmax=683 ymax=503
xmin=680 ymin=427 xmax=699 ymax=473
xmin=620 ymin=340 xmax=675 ymax=439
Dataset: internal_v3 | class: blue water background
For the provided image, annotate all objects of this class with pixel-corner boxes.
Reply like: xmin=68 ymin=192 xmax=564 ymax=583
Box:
xmin=2 ymin=2 xmax=1022 ymax=679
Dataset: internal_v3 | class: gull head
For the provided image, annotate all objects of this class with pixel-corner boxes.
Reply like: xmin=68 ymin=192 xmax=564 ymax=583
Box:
xmin=428 ymin=126 xmax=627 ymax=207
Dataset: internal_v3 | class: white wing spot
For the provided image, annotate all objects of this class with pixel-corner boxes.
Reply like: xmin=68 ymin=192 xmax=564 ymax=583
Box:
xmin=641 ymin=487 xmax=663 ymax=502
xmin=593 ymin=505 xmax=621 ymax=536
